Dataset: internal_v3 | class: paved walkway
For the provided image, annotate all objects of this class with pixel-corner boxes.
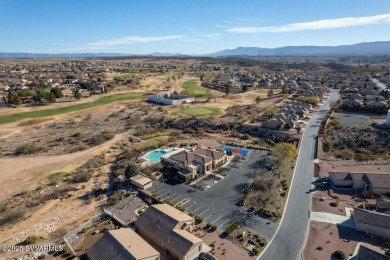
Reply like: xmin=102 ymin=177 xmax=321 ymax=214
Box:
xmin=310 ymin=211 xmax=356 ymax=228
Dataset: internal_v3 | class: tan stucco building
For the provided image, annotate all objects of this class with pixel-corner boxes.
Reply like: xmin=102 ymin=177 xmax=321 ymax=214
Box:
xmin=135 ymin=204 xmax=204 ymax=260
xmin=161 ymin=147 xmax=228 ymax=181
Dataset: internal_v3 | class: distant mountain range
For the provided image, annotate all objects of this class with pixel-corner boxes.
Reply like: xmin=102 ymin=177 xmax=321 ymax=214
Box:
xmin=1 ymin=41 xmax=390 ymax=58
xmin=209 ymin=41 xmax=390 ymax=56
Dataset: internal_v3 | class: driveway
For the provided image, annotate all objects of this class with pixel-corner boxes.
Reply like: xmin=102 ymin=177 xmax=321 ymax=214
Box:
xmin=260 ymin=90 xmax=340 ymax=260
xmin=148 ymin=149 xmax=278 ymax=241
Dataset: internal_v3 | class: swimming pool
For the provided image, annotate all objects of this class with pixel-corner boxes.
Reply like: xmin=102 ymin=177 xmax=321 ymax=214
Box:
xmin=145 ymin=149 xmax=176 ymax=162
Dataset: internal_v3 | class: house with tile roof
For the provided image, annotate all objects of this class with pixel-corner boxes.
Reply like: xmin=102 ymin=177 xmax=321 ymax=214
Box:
xmin=87 ymin=228 xmax=160 ymax=260
xmin=161 ymin=147 xmax=227 ymax=181
xmin=351 ymin=242 xmax=390 ymax=260
xmin=329 ymin=172 xmax=390 ymax=194
xmin=135 ymin=204 xmax=204 ymax=260
xmin=353 ymin=208 xmax=390 ymax=239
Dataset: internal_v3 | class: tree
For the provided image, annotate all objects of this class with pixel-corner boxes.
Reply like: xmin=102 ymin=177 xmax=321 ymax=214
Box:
xmin=255 ymin=96 xmax=261 ymax=104
xmin=379 ymin=89 xmax=390 ymax=99
xmin=50 ymin=87 xmax=63 ymax=98
xmin=38 ymin=81 xmax=46 ymax=89
xmin=296 ymin=96 xmax=320 ymax=106
xmin=225 ymin=85 xmax=231 ymax=94
xmin=125 ymin=163 xmax=140 ymax=179
xmin=6 ymin=90 xmax=22 ymax=107
xmin=48 ymin=93 xmax=56 ymax=103
xmin=13 ymin=95 xmax=22 ymax=106
xmin=281 ymin=85 xmax=288 ymax=94
xmin=242 ymin=85 xmax=248 ymax=92
xmin=267 ymin=89 xmax=274 ymax=97
xmin=34 ymin=88 xmax=49 ymax=102
xmin=200 ymin=74 xmax=204 ymax=81
xmin=272 ymin=143 xmax=297 ymax=161
xmin=74 ymin=89 xmax=81 ymax=100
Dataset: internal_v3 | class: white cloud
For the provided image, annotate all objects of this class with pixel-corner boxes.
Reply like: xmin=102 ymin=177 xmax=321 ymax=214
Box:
xmin=227 ymin=13 xmax=390 ymax=33
xmin=206 ymin=33 xmax=222 ymax=38
xmin=88 ymin=35 xmax=184 ymax=46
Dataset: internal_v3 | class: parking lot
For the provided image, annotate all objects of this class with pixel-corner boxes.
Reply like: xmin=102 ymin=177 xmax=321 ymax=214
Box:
xmin=147 ymin=148 xmax=279 ymax=241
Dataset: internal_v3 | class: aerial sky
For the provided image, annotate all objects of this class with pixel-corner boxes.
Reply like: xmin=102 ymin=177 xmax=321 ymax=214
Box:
xmin=1 ymin=0 xmax=390 ymax=54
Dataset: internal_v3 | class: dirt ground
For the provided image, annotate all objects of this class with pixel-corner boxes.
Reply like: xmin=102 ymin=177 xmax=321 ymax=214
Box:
xmin=312 ymin=190 xmax=375 ymax=216
xmin=0 ymin=147 xmax=123 ymax=259
xmin=0 ymin=132 xmax=126 ymax=200
xmin=303 ymin=222 xmax=390 ymax=260
xmin=199 ymin=226 xmax=255 ymax=260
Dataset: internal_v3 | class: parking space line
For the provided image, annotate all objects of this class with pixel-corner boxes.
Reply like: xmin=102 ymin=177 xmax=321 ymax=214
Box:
xmin=162 ymin=192 xmax=176 ymax=200
xmin=194 ymin=206 xmax=203 ymax=211
xmin=170 ymin=195 xmax=183 ymax=203
xmin=210 ymin=215 xmax=222 ymax=224
xmin=180 ymin=199 xmax=190 ymax=207
xmin=184 ymin=202 xmax=195 ymax=211
xmin=203 ymin=214 xmax=213 ymax=221
xmin=158 ymin=190 xmax=170 ymax=197
xmin=198 ymin=209 xmax=209 ymax=217
xmin=194 ymin=205 xmax=203 ymax=213
xmin=217 ymin=219 xmax=231 ymax=228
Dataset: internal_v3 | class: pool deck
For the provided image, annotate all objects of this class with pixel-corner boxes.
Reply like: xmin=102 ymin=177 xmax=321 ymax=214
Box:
xmin=140 ymin=147 xmax=185 ymax=167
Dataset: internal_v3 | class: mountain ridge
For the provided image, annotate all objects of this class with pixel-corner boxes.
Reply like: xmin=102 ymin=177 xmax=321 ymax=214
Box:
xmin=1 ymin=41 xmax=390 ymax=58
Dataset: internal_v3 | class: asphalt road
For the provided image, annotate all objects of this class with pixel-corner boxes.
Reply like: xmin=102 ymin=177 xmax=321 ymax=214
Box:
xmin=260 ymin=90 xmax=340 ymax=260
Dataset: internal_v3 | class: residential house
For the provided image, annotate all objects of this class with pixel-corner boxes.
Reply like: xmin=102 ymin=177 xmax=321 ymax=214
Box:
xmin=87 ymin=228 xmax=160 ymax=260
xmin=351 ymin=243 xmax=390 ymax=260
xmin=353 ymin=208 xmax=390 ymax=239
xmin=135 ymin=204 xmax=204 ymax=260
xmin=161 ymin=147 xmax=227 ymax=181
xmin=329 ymin=172 xmax=390 ymax=194
xmin=365 ymin=95 xmax=386 ymax=103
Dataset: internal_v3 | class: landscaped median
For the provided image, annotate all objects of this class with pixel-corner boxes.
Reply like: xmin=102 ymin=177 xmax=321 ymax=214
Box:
xmin=0 ymin=91 xmax=151 ymax=125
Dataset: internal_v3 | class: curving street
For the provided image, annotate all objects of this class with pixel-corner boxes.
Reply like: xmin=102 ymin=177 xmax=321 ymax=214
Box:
xmin=260 ymin=90 xmax=340 ymax=260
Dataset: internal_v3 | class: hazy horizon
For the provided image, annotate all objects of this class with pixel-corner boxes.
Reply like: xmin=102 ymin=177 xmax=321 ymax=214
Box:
xmin=1 ymin=0 xmax=390 ymax=54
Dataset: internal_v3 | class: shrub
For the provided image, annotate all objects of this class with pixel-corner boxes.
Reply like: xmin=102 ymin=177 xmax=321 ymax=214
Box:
xmin=252 ymin=247 xmax=261 ymax=255
xmin=224 ymin=222 xmax=240 ymax=235
xmin=330 ymin=201 xmax=339 ymax=207
xmin=15 ymin=144 xmax=45 ymax=155
xmin=211 ymin=225 xmax=217 ymax=230
xmin=72 ymin=171 xmax=93 ymax=183
xmin=333 ymin=250 xmax=346 ymax=259
xmin=264 ymin=210 xmax=273 ymax=218
xmin=175 ymin=205 xmax=185 ymax=212
xmin=163 ymin=200 xmax=174 ymax=206
xmin=316 ymin=246 xmax=323 ymax=251
xmin=194 ymin=215 xmax=203 ymax=223
xmin=0 ymin=209 xmax=26 ymax=228
xmin=280 ymin=191 xmax=287 ymax=197
xmin=25 ymin=235 xmax=38 ymax=245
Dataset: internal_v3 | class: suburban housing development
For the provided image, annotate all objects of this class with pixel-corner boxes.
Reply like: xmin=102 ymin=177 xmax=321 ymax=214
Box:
xmin=1 ymin=2 xmax=390 ymax=259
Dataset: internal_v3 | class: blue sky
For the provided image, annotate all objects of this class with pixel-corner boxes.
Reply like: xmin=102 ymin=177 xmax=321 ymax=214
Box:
xmin=1 ymin=0 xmax=390 ymax=54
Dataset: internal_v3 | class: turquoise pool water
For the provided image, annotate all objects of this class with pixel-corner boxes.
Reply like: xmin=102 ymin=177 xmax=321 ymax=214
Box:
xmin=146 ymin=149 xmax=175 ymax=162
